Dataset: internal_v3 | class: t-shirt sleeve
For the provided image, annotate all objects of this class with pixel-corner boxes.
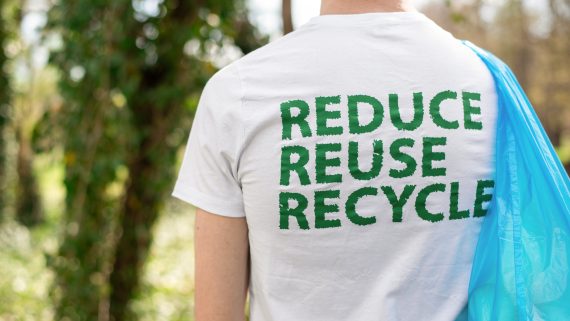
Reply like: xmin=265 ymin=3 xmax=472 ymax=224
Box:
xmin=172 ymin=63 xmax=246 ymax=218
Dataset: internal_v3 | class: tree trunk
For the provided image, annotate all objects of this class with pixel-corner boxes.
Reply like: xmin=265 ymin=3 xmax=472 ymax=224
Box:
xmin=108 ymin=2 xmax=196 ymax=319
xmin=108 ymin=118 xmax=176 ymax=321
xmin=108 ymin=152 xmax=164 ymax=321
xmin=15 ymin=132 xmax=42 ymax=226
xmin=0 ymin=7 xmax=9 ymax=222
xmin=508 ymin=0 xmax=531 ymax=90
xmin=0 ymin=106 xmax=6 ymax=221
xmin=282 ymin=0 xmax=293 ymax=34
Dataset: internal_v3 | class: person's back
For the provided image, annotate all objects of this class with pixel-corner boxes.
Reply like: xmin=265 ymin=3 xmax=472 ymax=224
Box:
xmin=173 ymin=4 xmax=498 ymax=321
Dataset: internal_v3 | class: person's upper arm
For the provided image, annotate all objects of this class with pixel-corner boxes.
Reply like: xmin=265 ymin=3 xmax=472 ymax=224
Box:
xmin=194 ymin=207 xmax=249 ymax=321
xmin=172 ymin=62 xmax=245 ymax=218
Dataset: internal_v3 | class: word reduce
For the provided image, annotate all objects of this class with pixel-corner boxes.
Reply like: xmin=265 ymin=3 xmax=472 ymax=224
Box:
xmin=278 ymin=91 xmax=494 ymax=230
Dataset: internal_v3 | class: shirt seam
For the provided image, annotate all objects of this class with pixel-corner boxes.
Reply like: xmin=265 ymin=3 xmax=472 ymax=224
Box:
xmin=233 ymin=60 xmax=247 ymax=186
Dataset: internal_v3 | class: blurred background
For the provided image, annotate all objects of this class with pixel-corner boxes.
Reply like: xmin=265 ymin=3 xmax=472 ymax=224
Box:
xmin=0 ymin=0 xmax=568 ymax=320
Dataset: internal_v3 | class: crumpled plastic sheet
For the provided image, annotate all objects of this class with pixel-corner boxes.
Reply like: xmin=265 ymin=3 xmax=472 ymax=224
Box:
xmin=457 ymin=40 xmax=570 ymax=321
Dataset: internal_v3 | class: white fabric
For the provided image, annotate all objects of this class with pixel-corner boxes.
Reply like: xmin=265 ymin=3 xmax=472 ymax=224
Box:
xmin=173 ymin=11 xmax=497 ymax=321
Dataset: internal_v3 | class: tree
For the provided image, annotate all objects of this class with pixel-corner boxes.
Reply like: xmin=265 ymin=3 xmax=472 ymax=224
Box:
xmin=493 ymin=0 xmax=532 ymax=90
xmin=47 ymin=0 xmax=266 ymax=319
xmin=0 ymin=0 xmax=11 ymax=221
xmin=14 ymin=2 xmax=44 ymax=227
xmin=282 ymin=0 xmax=293 ymax=34
xmin=47 ymin=0 xmax=130 ymax=318
xmin=533 ymin=0 xmax=570 ymax=150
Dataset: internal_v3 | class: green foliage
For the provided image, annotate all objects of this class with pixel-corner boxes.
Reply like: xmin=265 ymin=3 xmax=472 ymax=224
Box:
xmin=0 ymin=0 xmax=13 ymax=221
xmin=46 ymin=2 xmax=130 ymax=319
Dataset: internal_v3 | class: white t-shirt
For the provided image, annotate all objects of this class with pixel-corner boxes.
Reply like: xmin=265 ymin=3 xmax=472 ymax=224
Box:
xmin=172 ymin=11 xmax=497 ymax=321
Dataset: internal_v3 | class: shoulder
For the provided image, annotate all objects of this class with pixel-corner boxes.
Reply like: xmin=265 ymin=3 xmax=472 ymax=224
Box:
xmin=199 ymin=59 xmax=244 ymax=116
xmin=417 ymin=17 xmax=495 ymax=73
xmin=194 ymin=62 xmax=244 ymax=134
xmin=425 ymin=23 xmax=497 ymax=95
xmin=203 ymin=61 xmax=242 ymax=97
xmin=202 ymin=25 xmax=316 ymax=107
xmin=203 ymin=27 xmax=307 ymax=97
xmin=214 ymin=25 xmax=318 ymax=82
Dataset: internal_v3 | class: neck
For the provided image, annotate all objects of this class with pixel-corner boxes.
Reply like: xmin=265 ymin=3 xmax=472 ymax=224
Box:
xmin=320 ymin=0 xmax=417 ymax=15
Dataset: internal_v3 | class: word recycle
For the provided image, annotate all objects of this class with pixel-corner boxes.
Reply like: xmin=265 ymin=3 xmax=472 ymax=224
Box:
xmin=278 ymin=90 xmax=495 ymax=230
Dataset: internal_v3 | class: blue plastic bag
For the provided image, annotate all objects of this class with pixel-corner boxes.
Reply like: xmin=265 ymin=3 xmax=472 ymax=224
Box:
xmin=460 ymin=41 xmax=570 ymax=321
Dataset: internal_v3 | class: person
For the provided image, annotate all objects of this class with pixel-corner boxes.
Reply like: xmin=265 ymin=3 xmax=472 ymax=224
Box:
xmin=171 ymin=0 xmax=498 ymax=320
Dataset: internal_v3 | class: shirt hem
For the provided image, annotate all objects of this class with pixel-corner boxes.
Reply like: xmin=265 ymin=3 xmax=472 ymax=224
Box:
xmin=171 ymin=184 xmax=246 ymax=218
